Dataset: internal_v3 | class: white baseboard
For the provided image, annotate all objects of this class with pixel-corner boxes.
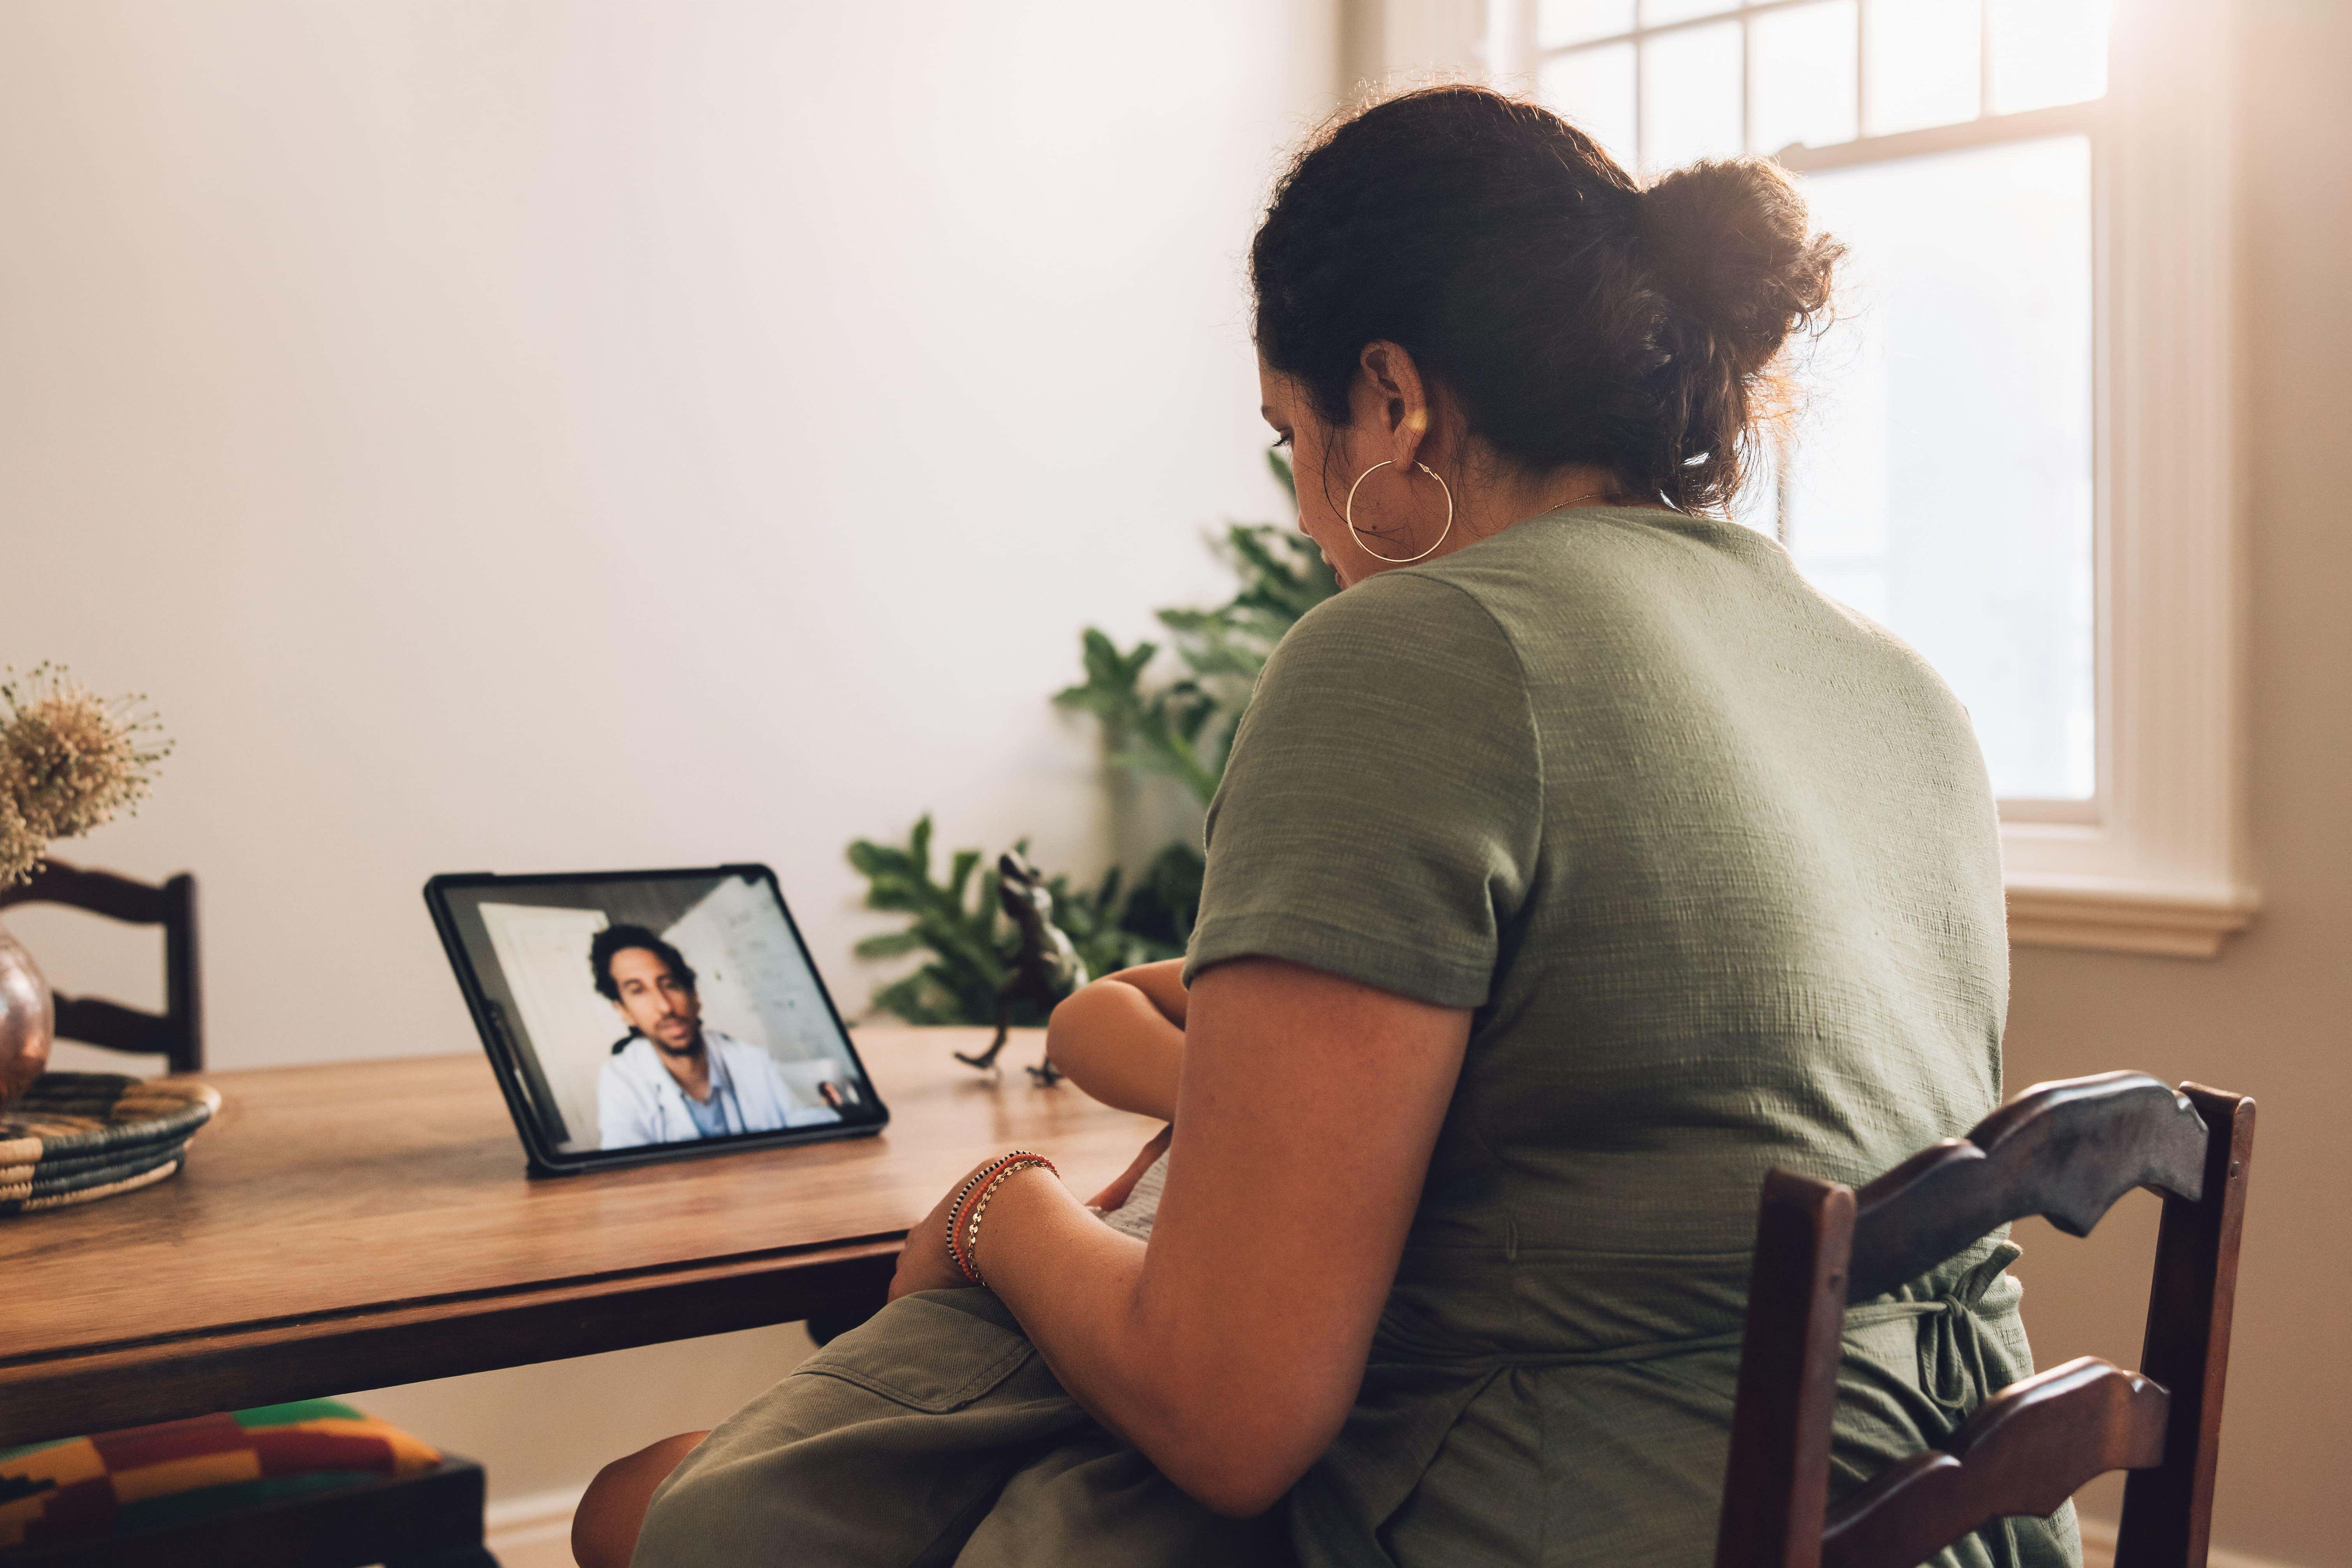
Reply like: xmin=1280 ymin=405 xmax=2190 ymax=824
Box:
xmin=483 ymin=1485 xmax=585 ymax=1568
xmin=2076 ymin=1515 xmax=2309 ymax=1568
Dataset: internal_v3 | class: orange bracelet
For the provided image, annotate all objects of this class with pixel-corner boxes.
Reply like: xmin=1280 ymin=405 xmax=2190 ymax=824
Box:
xmin=949 ymin=1151 xmax=1058 ymax=1286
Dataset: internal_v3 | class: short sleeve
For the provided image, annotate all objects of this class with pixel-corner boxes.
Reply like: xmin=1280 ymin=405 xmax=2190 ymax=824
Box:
xmin=1183 ymin=571 xmax=1542 ymax=1009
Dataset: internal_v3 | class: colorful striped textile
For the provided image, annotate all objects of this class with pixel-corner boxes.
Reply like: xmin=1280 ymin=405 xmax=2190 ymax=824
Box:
xmin=0 ymin=1400 xmax=440 ymax=1549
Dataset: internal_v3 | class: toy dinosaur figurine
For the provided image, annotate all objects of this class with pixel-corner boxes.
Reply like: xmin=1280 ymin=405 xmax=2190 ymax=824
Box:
xmin=955 ymin=850 xmax=1083 ymax=1084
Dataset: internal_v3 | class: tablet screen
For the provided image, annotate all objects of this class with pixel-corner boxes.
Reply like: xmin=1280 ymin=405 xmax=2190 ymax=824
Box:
xmin=430 ymin=867 xmax=881 ymax=1163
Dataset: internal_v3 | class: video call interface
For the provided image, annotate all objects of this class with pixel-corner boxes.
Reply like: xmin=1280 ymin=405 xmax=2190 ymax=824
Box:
xmin=440 ymin=872 xmax=875 ymax=1156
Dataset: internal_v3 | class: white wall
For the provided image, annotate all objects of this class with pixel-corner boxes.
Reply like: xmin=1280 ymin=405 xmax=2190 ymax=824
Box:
xmin=0 ymin=0 xmax=1339 ymax=1516
xmin=1 ymin=0 xmax=1340 ymax=1061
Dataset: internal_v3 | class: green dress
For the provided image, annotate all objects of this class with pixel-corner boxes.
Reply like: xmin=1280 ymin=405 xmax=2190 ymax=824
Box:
xmin=1182 ymin=506 xmax=2076 ymax=1568
xmin=634 ymin=506 xmax=2078 ymax=1568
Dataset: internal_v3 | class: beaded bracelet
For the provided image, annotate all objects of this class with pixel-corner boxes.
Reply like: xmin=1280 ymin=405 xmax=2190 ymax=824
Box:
xmin=941 ymin=1157 xmax=1009 ymax=1283
xmin=945 ymin=1150 xmax=1058 ymax=1286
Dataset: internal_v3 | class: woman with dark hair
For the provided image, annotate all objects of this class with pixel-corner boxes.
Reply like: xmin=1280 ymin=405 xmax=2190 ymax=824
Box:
xmin=580 ymin=86 xmax=2069 ymax=1568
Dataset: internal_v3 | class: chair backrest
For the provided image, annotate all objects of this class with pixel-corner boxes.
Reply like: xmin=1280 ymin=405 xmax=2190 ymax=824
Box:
xmin=1715 ymin=1072 xmax=2254 ymax=1568
xmin=0 ymin=859 xmax=202 ymax=1073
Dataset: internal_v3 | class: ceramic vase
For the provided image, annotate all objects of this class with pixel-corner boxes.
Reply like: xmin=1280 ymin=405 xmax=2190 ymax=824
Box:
xmin=0 ymin=916 xmax=53 ymax=1109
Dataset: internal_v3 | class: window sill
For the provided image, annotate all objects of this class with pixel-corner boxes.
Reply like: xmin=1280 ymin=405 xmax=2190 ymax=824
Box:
xmin=2006 ymin=876 xmax=2258 ymax=959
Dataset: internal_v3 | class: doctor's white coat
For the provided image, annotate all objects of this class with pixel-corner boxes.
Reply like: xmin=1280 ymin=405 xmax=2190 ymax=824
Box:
xmin=597 ymin=1029 xmax=839 ymax=1149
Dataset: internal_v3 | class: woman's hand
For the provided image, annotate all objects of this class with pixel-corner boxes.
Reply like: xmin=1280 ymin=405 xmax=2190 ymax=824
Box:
xmin=887 ymin=1126 xmax=1169 ymax=1303
xmin=886 ymin=1157 xmax=993 ymax=1302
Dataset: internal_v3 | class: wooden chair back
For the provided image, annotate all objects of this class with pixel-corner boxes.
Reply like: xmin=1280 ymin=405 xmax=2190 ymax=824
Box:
xmin=0 ymin=859 xmax=202 ymax=1073
xmin=1715 ymin=1072 xmax=2254 ymax=1568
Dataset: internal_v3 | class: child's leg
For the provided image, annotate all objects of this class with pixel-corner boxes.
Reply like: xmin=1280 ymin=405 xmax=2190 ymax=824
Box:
xmin=572 ymin=1429 xmax=708 ymax=1568
xmin=1108 ymin=958 xmax=1190 ymax=1026
xmin=1045 ymin=971 xmax=1185 ymax=1120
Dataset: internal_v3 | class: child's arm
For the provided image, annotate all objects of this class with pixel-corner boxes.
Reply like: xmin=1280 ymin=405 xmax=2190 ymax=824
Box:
xmin=1045 ymin=959 xmax=1187 ymax=1121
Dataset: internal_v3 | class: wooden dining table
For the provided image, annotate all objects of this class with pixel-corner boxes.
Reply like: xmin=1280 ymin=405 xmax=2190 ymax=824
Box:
xmin=0 ymin=1027 xmax=1158 ymax=1450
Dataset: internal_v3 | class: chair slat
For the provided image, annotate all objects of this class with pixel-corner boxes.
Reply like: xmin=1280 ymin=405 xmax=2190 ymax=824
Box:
xmin=1847 ymin=1073 xmax=2209 ymax=1302
xmin=0 ymin=862 xmax=171 ymax=925
xmin=1821 ymin=1358 xmax=2169 ymax=1568
xmin=50 ymin=995 xmax=172 ymax=1056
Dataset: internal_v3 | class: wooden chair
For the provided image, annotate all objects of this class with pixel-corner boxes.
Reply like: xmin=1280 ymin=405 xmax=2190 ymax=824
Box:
xmin=1716 ymin=1072 xmax=2255 ymax=1568
xmin=0 ymin=861 xmax=495 ymax=1568
xmin=0 ymin=859 xmax=201 ymax=1071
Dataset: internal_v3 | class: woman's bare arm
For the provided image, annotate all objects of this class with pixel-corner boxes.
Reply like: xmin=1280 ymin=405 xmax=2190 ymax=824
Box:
xmin=1043 ymin=960 xmax=1188 ymax=1121
xmin=941 ymin=958 xmax=1470 ymax=1515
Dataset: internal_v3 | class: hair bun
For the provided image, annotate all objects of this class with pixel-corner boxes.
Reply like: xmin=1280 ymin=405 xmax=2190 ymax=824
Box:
xmin=1636 ymin=158 xmax=1841 ymax=368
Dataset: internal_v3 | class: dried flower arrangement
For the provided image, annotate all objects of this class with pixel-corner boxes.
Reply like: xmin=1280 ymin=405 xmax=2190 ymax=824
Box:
xmin=0 ymin=665 xmax=171 ymax=887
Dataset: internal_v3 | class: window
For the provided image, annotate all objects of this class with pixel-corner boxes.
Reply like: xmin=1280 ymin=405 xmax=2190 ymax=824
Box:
xmin=1533 ymin=0 xmax=2106 ymax=808
xmin=1472 ymin=0 xmax=2249 ymax=953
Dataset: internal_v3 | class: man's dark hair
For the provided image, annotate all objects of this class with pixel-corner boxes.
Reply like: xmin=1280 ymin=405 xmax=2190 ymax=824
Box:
xmin=589 ymin=924 xmax=697 ymax=1003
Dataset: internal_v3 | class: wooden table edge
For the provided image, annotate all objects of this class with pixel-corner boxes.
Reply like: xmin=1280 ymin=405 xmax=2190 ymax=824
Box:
xmin=0 ymin=1233 xmax=905 ymax=1448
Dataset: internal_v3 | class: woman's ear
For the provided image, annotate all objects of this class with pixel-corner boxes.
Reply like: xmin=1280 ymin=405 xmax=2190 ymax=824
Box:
xmin=1355 ymin=341 xmax=1432 ymax=472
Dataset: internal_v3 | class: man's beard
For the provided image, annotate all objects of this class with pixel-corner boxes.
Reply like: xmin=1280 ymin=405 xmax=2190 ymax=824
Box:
xmin=650 ymin=1028 xmax=704 ymax=1059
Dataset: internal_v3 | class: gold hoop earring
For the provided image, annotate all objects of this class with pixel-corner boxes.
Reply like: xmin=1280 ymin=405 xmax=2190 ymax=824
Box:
xmin=1345 ymin=460 xmax=1454 ymax=564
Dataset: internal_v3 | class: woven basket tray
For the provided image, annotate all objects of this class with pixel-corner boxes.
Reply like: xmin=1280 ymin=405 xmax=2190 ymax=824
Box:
xmin=0 ymin=1073 xmax=217 ymax=1214
xmin=0 ymin=1147 xmax=187 ymax=1211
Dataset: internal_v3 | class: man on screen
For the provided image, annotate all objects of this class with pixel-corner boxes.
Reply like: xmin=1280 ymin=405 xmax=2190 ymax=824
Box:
xmin=591 ymin=926 xmax=840 ymax=1149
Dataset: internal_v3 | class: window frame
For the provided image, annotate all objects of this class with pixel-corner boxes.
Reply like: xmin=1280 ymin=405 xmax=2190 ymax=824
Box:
xmin=1367 ymin=0 xmax=2252 ymax=955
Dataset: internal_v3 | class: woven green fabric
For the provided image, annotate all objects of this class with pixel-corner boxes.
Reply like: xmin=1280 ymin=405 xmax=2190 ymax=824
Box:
xmin=1186 ymin=507 xmax=2076 ymax=1568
